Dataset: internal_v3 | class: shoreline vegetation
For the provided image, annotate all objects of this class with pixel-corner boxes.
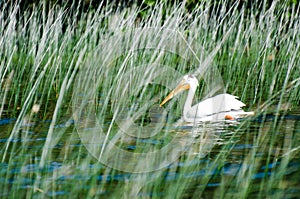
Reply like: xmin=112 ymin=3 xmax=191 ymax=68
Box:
xmin=1 ymin=0 xmax=299 ymax=115
xmin=0 ymin=0 xmax=299 ymax=198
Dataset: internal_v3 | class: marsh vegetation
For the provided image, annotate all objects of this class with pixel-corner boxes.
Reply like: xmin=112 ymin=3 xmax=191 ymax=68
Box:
xmin=0 ymin=0 xmax=299 ymax=198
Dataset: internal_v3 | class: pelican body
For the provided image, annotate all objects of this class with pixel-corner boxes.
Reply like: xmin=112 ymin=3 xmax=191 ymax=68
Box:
xmin=160 ymin=75 xmax=254 ymax=122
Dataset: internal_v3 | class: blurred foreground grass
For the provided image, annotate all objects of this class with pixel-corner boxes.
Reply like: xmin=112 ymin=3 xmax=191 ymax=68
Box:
xmin=0 ymin=1 xmax=299 ymax=198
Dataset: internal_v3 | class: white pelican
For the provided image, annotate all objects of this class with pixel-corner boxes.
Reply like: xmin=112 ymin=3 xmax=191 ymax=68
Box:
xmin=160 ymin=75 xmax=254 ymax=122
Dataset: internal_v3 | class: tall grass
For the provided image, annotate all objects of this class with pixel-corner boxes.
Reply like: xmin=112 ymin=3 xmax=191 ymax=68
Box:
xmin=0 ymin=0 xmax=299 ymax=198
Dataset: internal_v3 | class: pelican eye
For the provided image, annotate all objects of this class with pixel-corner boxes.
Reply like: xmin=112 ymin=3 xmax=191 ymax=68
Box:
xmin=187 ymin=75 xmax=194 ymax=81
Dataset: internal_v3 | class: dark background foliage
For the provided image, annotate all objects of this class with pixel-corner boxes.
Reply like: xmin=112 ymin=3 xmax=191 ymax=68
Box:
xmin=3 ymin=0 xmax=299 ymax=13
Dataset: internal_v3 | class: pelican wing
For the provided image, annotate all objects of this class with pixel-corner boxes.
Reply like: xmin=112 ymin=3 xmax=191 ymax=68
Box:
xmin=187 ymin=94 xmax=246 ymax=118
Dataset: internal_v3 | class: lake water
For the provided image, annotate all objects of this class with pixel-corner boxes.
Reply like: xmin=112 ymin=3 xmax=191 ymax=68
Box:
xmin=0 ymin=109 xmax=300 ymax=198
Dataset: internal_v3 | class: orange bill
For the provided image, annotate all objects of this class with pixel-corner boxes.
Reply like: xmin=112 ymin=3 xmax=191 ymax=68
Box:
xmin=159 ymin=81 xmax=190 ymax=107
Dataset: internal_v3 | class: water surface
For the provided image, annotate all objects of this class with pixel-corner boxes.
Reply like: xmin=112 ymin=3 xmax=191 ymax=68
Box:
xmin=0 ymin=110 xmax=300 ymax=198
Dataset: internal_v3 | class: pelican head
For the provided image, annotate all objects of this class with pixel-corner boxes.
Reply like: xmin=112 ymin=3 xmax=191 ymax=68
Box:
xmin=160 ymin=75 xmax=198 ymax=107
